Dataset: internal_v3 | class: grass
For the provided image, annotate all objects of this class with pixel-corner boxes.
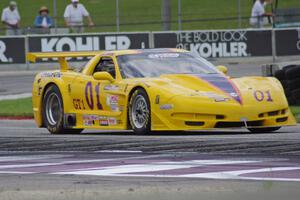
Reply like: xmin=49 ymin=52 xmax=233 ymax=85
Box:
xmin=0 ymin=97 xmax=33 ymax=117
xmin=0 ymin=0 xmax=299 ymax=33
xmin=0 ymin=97 xmax=300 ymax=122
xmin=290 ymin=106 xmax=300 ymax=122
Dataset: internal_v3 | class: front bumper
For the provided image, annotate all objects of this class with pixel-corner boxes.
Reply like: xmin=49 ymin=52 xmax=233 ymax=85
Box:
xmin=151 ymin=99 xmax=297 ymax=131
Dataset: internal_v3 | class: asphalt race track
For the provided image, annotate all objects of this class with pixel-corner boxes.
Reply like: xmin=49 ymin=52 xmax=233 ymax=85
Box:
xmin=0 ymin=120 xmax=300 ymax=200
xmin=1 ymin=60 xmax=300 ymax=200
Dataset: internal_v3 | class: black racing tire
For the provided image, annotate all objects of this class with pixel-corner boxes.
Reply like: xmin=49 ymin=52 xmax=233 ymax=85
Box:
xmin=274 ymin=69 xmax=285 ymax=81
xmin=283 ymin=64 xmax=298 ymax=72
xmin=288 ymin=96 xmax=298 ymax=106
xmin=248 ymin=127 xmax=281 ymax=133
xmin=280 ymin=80 xmax=289 ymax=90
xmin=284 ymin=88 xmax=291 ymax=97
xmin=291 ymin=88 xmax=300 ymax=100
xmin=42 ymin=84 xmax=83 ymax=134
xmin=287 ymin=78 xmax=300 ymax=91
xmin=285 ymin=65 xmax=300 ymax=80
xmin=128 ymin=88 xmax=151 ymax=135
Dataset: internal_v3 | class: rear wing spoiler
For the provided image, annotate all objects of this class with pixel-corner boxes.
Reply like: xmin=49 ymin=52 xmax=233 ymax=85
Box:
xmin=27 ymin=51 xmax=103 ymax=70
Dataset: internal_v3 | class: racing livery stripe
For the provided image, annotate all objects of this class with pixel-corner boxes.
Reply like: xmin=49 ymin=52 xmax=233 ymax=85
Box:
xmin=195 ymin=74 xmax=242 ymax=104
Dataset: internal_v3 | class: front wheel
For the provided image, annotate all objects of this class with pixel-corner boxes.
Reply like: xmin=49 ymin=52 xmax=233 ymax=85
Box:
xmin=42 ymin=85 xmax=83 ymax=134
xmin=248 ymin=127 xmax=281 ymax=133
xmin=128 ymin=89 xmax=151 ymax=134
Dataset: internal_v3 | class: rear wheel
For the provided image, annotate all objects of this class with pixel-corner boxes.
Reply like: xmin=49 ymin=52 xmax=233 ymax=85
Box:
xmin=248 ymin=127 xmax=281 ymax=133
xmin=128 ymin=89 xmax=151 ymax=134
xmin=42 ymin=85 xmax=83 ymax=134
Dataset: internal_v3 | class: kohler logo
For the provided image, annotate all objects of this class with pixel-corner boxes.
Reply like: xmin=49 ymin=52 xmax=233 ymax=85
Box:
xmin=41 ymin=37 xmax=100 ymax=52
xmin=0 ymin=40 xmax=12 ymax=63
xmin=41 ymin=36 xmax=131 ymax=52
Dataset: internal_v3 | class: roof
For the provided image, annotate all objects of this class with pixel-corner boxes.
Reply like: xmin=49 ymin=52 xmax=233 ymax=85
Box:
xmin=101 ymin=48 xmax=188 ymax=56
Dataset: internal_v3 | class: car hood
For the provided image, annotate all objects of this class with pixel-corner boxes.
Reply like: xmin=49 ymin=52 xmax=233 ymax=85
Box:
xmin=139 ymin=73 xmax=284 ymax=105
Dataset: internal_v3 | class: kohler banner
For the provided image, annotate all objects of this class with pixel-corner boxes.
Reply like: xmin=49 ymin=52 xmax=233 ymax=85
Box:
xmin=1 ymin=29 xmax=300 ymax=65
xmin=0 ymin=37 xmax=26 ymax=64
xmin=28 ymin=33 xmax=149 ymax=61
xmin=276 ymin=29 xmax=300 ymax=56
xmin=153 ymin=30 xmax=273 ymax=58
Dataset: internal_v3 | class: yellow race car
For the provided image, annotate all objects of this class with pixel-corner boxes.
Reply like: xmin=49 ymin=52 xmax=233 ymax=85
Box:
xmin=28 ymin=49 xmax=296 ymax=134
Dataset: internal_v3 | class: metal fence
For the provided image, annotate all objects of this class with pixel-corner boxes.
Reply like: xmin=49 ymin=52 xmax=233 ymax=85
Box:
xmin=1 ymin=0 xmax=299 ymax=35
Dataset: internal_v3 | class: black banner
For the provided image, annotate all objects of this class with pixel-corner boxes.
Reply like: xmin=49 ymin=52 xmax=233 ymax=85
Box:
xmin=154 ymin=30 xmax=273 ymax=58
xmin=0 ymin=29 xmax=300 ymax=65
xmin=0 ymin=37 xmax=26 ymax=64
xmin=276 ymin=29 xmax=300 ymax=56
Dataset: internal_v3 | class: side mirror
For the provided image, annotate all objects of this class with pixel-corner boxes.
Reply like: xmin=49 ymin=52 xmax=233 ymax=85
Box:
xmin=93 ymin=72 xmax=114 ymax=82
xmin=217 ymin=65 xmax=228 ymax=75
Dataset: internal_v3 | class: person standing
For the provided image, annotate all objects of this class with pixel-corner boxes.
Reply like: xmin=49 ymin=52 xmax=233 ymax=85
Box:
xmin=250 ymin=0 xmax=273 ymax=28
xmin=34 ymin=6 xmax=53 ymax=28
xmin=64 ymin=0 xmax=94 ymax=33
xmin=1 ymin=1 xmax=21 ymax=35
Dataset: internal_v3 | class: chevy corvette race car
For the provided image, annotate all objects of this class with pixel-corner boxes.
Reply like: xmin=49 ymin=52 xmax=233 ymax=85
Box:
xmin=28 ymin=49 xmax=296 ymax=134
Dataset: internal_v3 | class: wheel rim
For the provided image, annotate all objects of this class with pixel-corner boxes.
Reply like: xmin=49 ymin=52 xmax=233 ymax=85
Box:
xmin=45 ymin=93 xmax=62 ymax=126
xmin=131 ymin=94 xmax=149 ymax=129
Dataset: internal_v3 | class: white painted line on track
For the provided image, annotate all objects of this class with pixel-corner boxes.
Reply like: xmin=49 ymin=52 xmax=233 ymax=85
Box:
xmin=0 ymin=93 xmax=32 ymax=101
xmin=95 ymin=150 xmax=143 ymax=153
xmin=0 ymin=155 xmax=70 ymax=162
xmin=55 ymin=160 xmax=261 ymax=176
xmin=179 ymin=167 xmax=300 ymax=180
xmin=0 ymin=171 xmax=35 ymax=174
xmin=1 ymin=154 xmax=300 ymax=182
xmin=0 ymin=154 xmax=170 ymax=170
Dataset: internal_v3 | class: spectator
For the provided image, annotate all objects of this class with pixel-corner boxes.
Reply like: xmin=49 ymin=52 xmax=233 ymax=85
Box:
xmin=250 ymin=0 xmax=273 ymax=28
xmin=1 ymin=1 xmax=21 ymax=35
xmin=64 ymin=0 xmax=94 ymax=33
xmin=34 ymin=6 xmax=53 ymax=29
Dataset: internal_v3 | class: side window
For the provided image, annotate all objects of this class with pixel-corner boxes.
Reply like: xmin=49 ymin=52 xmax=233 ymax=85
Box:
xmin=93 ymin=57 xmax=116 ymax=78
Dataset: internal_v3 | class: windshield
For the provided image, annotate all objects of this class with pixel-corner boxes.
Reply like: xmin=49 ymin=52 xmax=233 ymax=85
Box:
xmin=117 ymin=52 xmax=219 ymax=78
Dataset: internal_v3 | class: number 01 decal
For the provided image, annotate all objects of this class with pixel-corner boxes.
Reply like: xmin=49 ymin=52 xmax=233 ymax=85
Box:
xmin=85 ymin=82 xmax=103 ymax=110
xmin=254 ymin=90 xmax=273 ymax=102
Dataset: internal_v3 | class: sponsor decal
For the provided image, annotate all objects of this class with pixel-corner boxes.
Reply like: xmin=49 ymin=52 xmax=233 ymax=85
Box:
xmin=100 ymin=120 xmax=109 ymax=126
xmin=106 ymin=95 xmax=119 ymax=106
xmin=73 ymin=99 xmax=85 ymax=110
xmin=110 ymin=104 xmax=123 ymax=112
xmin=199 ymin=92 xmax=230 ymax=102
xmin=148 ymin=53 xmax=179 ymax=59
xmin=160 ymin=104 xmax=174 ymax=110
xmin=83 ymin=119 xmax=93 ymax=126
xmin=83 ymin=115 xmax=106 ymax=120
xmin=229 ymin=92 xmax=238 ymax=97
xmin=108 ymin=118 xmax=117 ymax=125
xmin=103 ymin=85 xmax=119 ymax=91
xmin=41 ymin=72 xmax=62 ymax=78
xmin=83 ymin=115 xmax=118 ymax=126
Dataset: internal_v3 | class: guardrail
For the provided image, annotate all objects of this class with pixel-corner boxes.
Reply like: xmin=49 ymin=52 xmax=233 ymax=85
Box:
xmin=0 ymin=28 xmax=299 ymax=65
